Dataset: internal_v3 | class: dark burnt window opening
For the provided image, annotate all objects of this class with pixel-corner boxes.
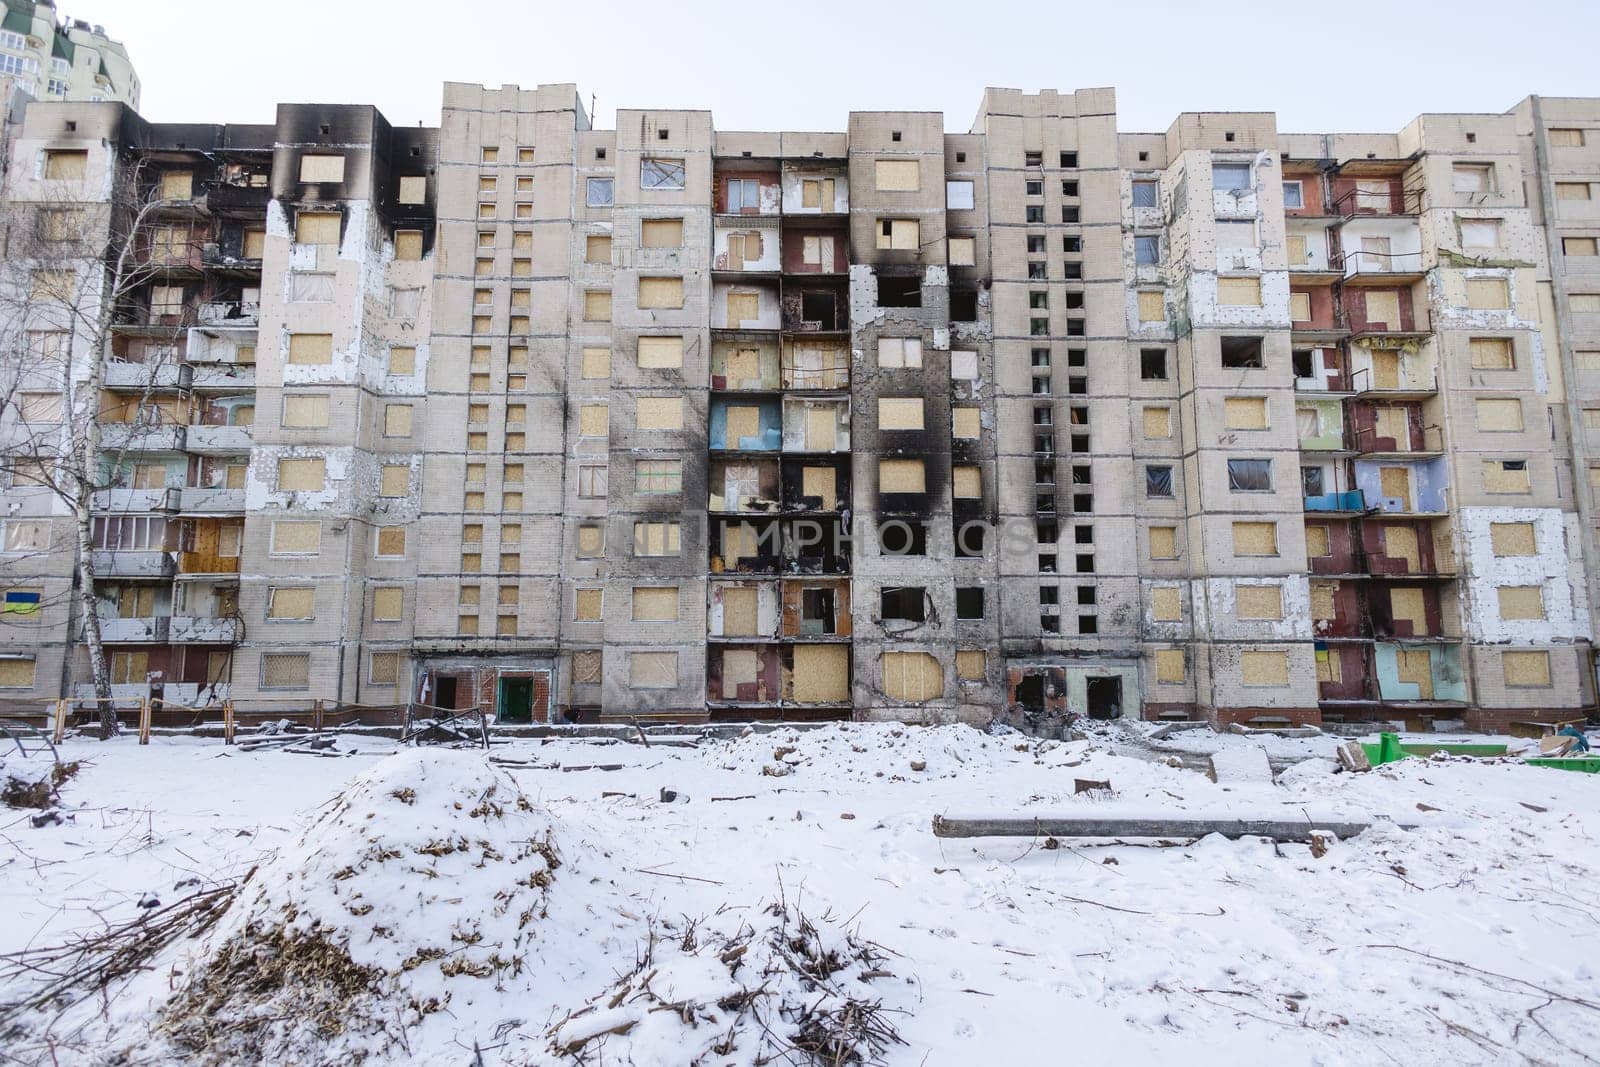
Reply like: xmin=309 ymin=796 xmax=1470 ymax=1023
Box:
xmin=1026 ymin=206 xmax=1045 ymax=223
xmin=1026 ymin=180 xmax=1043 ymax=196
xmin=892 ymin=131 xmax=903 ymax=142
xmin=1064 ymin=236 xmax=1082 ymax=253
xmin=1063 ymin=181 xmax=1079 ymax=197
xmin=1028 ymin=235 xmax=1046 ymax=253
xmin=881 ymin=586 xmax=926 ymax=623
xmin=1073 ymin=493 xmax=1093 ymax=513
xmin=956 ymin=151 xmax=966 ymax=163
xmin=1146 ymin=465 xmax=1174 ymax=498
xmin=955 ymin=587 xmax=985 ymax=620
xmin=1221 ymin=335 xmax=1264 ymax=368
xmin=1141 ymin=348 xmax=1168 ymax=380
xmin=1079 ymin=615 xmax=1098 ymax=634
xmin=1041 ymin=616 xmax=1062 ymax=633
xmin=1074 ymin=525 xmax=1094 ymax=544
xmin=1071 ymin=465 xmax=1091 ymax=485
xmin=1078 ymin=586 xmax=1096 ymax=605
xmin=801 ymin=588 xmax=836 ymax=633
xmin=1068 ymin=376 xmax=1086 ymax=395
xmin=1076 ymin=553 xmax=1095 ymax=574
xmin=1039 ymin=554 xmax=1057 ymax=573
xmin=1070 ymin=434 xmax=1089 ymax=453
xmin=1063 ymin=262 xmax=1083 ymax=280
xmin=950 ymin=288 xmax=978 ymax=321
xmin=1060 ymin=151 xmax=1078 ymax=168
xmin=1293 ymin=349 xmax=1314 ymax=378
xmin=1028 ymin=262 xmax=1047 ymax=279
xmin=1040 ymin=586 xmax=1059 ymax=605
xmin=877 ymin=276 xmax=921 ymax=309
xmin=1062 ymin=207 xmax=1080 ymax=223
xmin=954 ymin=521 xmax=985 ymax=557
xmin=802 ymin=290 xmax=842 ymax=325
xmin=1067 ymin=349 xmax=1086 ymax=367
xmin=1025 ymin=151 xmax=1042 ymax=167
xmin=879 ymin=521 xmax=927 ymax=556
xmin=1036 ymin=520 xmax=1058 ymax=543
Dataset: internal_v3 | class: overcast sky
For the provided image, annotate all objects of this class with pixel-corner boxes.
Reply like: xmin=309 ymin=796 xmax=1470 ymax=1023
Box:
xmin=101 ymin=0 xmax=1599 ymax=134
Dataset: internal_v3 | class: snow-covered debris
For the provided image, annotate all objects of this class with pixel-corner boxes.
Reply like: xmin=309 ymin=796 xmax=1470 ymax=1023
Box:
xmin=150 ymin=748 xmax=560 ymax=1064
xmin=1207 ymin=743 xmax=1273 ymax=784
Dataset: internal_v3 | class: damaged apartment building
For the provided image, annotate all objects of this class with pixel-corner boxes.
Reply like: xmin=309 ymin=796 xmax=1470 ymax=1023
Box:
xmin=2 ymin=82 xmax=1599 ymax=733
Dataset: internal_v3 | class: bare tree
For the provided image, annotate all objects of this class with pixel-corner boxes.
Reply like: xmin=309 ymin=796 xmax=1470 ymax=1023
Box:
xmin=0 ymin=153 xmax=195 ymax=734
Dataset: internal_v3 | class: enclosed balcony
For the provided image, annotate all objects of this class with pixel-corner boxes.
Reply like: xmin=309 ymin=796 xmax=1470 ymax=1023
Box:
xmin=780 ymin=579 xmax=852 ymax=638
xmin=712 ymin=217 xmax=781 ymax=274
xmin=1337 ymin=218 xmax=1425 ymax=285
xmin=781 ymin=397 xmax=849 ymax=453
xmin=707 ymin=580 xmax=780 ymax=640
xmin=707 ymin=644 xmax=782 ymax=705
xmin=710 ymin=398 xmax=782 ymax=452
xmin=709 ymin=457 xmax=780 ymax=514
xmin=710 ymin=339 xmax=780 ymax=391
xmin=1354 ymin=458 xmax=1449 ymax=516
xmin=781 ymin=338 xmax=850 ymax=390
xmin=1374 ymin=641 xmax=1466 ymax=704
xmin=1349 ymin=341 xmax=1437 ymax=398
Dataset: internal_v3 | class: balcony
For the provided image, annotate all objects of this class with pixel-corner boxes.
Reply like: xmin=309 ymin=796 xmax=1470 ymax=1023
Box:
xmin=168 ymin=616 xmax=242 ymax=643
xmin=184 ymin=425 xmax=253 ymax=454
xmin=100 ymin=424 xmax=185 ymax=453
xmin=197 ymin=300 xmax=260 ymax=328
xmin=1304 ymin=490 xmax=1366 ymax=514
xmin=186 ymin=323 xmax=257 ymax=366
xmin=104 ymin=362 xmax=186 ymax=390
xmin=178 ymin=487 xmax=245 ymax=514
xmin=90 ymin=616 xmax=171 ymax=643
xmin=93 ymin=488 xmax=179 ymax=513
xmin=92 ymin=550 xmax=176 ymax=578
xmin=190 ymin=363 xmax=256 ymax=390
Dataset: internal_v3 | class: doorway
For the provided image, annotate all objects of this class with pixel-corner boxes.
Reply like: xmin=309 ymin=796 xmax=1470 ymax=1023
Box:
xmin=432 ymin=675 xmax=457 ymax=711
xmin=1085 ymin=677 xmax=1122 ymax=720
xmin=499 ymin=676 xmax=533 ymax=723
xmin=1016 ymin=674 xmax=1045 ymax=713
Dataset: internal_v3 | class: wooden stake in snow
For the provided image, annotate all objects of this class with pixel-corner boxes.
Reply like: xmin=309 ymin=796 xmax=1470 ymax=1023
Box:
xmin=931 ymin=815 xmax=1415 ymax=843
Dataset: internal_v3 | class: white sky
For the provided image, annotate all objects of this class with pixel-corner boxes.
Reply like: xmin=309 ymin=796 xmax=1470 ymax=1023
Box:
xmin=97 ymin=0 xmax=1600 ymax=134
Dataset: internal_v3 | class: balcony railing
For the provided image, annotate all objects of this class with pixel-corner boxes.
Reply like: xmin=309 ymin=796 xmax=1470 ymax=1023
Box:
xmin=1304 ymin=490 xmax=1367 ymax=513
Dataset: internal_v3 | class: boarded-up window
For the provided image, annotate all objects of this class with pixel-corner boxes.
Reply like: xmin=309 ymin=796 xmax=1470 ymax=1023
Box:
xmin=1151 ymin=586 xmax=1181 ymax=621
xmin=1469 ymin=337 xmax=1514 ymax=369
xmin=386 ymin=346 xmax=416 ymax=375
xmin=300 ymin=154 xmax=345 ymax=182
xmin=1315 ymin=648 xmax=1340 ymax=684
xmin=579 ymin=404 xmax=608 ymax=436
xmin=1475 ymin=398 xmax=1523 ymax=431
xmin=876 ymin=219 xmax=920 ymax=251
xmin=629 ymin=651 xmax=678 ymax=688
xmin=637 ymin=336 xmax=684 ymax=368
xmin=584 ymin=290 xmax=612 ymax=321
xmin=1240 ymin=650 xmax=1288 ymax=685
xmin=1550 ymin=128 xmax=1586 ymax=147
xmin=379 ymin=464 xmax=409 ymax=497
xmin=1380 ymin=466 xmax=1412 ymax=503
xmin=1556 ymin=182 xmax=1593 ymax=200
xmin=802 ymin=466 xmax=837 ymax=509
xmin=726 ymin=291 xmax=760 ymax=325
xmin=270 ymin=520 xmax=321 ymax=555
xmin=282 ymin=394 xmax=330 ymax=428
xmin=800 ymin=178 xmax=836 ymax=210
xmin=1217 ymin=277 xmax=1262 ymax=306
xmin=725 ymin=405 xmax=761 ymax=444
xmin=1224 ymin=396 xmax=1268 ymax=430
xmin=1364 ymin=291 xmax=1401 ymax=327
xmin=0 ymin=657 xmax=37 ymax=688
xmin=267 ymin=587 xmax=314 ymax=619
xmin=1483 ymin=459 xmax=1531 ymax=494
xmin=641 ymin=218 xmax=683 ymax=247
xmin=637 ymin=396 xmax=684 ymax=431
xmin=572 ymin=651 xmax=602 ymax=684
xmin=393 ymin=229 xmax=423 ymax=261
xmin=383 ymin=404 xmax=413 ymax=437
xmin=881 ymin=651 xmax=942 ymax=702
xmin=879 ymin=459 xmax=926 ymax=493
xmin=1503 ymin=650 xmax=1551 ymax=687
xmin=794 ymin=645 xmax=849 ymax=702
xmin=634 ymin=522 xmax=680 ymax=556
xmin=44 ymin=149 xmax=87 ymax=180
xmin=575 ymin=589 xmax=602 ymax=621
xmin=277 ymin=458 xmax=325 ymax=491
xmin=1388 ymin=588 xmax=1426 ymax=633
xmin=1570 ymin=294 xmax=1600 ymax=314
xmin=18 ymin=393 xmax=62 ymax=423
xmin=1286 ymin=234 xmax=1309 ymax=264
xmin=874 ymin=159 xmax=920 ymax=191
xmin=581 ymin=347 xmax=611 ymax=379
xmin=1155 ymin=649 xmax=1186 ymax=683
xmin=275 ymin=333 xmax=336 ymax=372
xmin=1289 ymin=291 xmax=1312 ymax=322
xmin=948 ymin=237 xmax=975 ymax=266
xmin=722 ymin=649 xmax=759 ymax=686
xmin=372 ymin=587 xmax=403 ymax=621
xmin=1466 ymin=277 xmax=1510 ymax=309
xmin=1137 ymin=291 xmax=1166 ymax=322
xmin=261 ymin=654 xmax=310 ymax=689
xmin=638 ymin=276 xmax=684 ymax=308
xmin=953 ymin=407 xmax=980 ymax=439
xmin=1490 ymin=521 xmax=1537 ymax=556
xmin=397 ymin=175 xmax=426 ymax=203
xmin=375 ymin=527 xmax=406 ymax=558
xmin=952 ymin=466 xmax=981 ymax=498
xmin=879 ymin=397 xmax=924 ymax=430
xmin=1564 ymin=237 xmax=1598 ymax=257
xmin=585 ymin=235 xmax=611 ymax=263
xmin=1232 ymin=521 xmax=1277 ymax=556
xmin=1142 ymin=406 xmax=1172 ymax=439
xmin=951 ymin=351 xmax=979 ymax=380
xmin=877 ymin=337 xmax=923 ymax=368
xmin=632 ymin=586 xmax=679 ymax=621
xmin=720 ymin=587 xmax=759 ymax=636
xmin=295 ymin=211 xmax=341 ymax=245
xmin=1236 ymin=584 xmax=1283 ymax=620
xmin=368 ymin=652 xmax=400 ymax=686
xmin=955 ymin=650 xmax=985 ymax=681
xmin=576 ymin=524 xmax=604 ymax=558
xmin=1310 ymin=580 xmax=1337 ymax=620
xmin=1149 ymin=526 xmax=1177 ymax=559
xmin=1498 ymin=585 xmax=1546 ymax=620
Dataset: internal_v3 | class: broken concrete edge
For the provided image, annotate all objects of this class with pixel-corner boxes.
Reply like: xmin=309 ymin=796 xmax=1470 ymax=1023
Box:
xmin=930 ymin=815 xmax=1421 ymax=843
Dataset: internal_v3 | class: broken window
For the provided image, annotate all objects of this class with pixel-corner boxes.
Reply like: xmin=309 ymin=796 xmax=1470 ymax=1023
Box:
xmin=880 ymin=587 xmax=926 ymax=623
xmin=1220 ymin=336 xmax=1264 ymax=368
xmin=950 ymin=288 xmax=978 ymax=321
xmin=877 ymin=219 xmax=920 ymax=251
xmin=1212 ymin=162 xmax=1251 ymax=192
xmin=640 ymin=158 xmax=685 ymax=190
xmin=946 ymin=180 xmax=974 ymax=209
xmin=955 ymin=587 xmax=984 ymax=620
xmin=1132 ymin=180 xmax=1158 ymax=208
xmin=877 ymin=277 xmax=920 ymax=308
xmin=1139 ymin=348 xmax=1168 ymax=380
xmin=1134 ymin=235 xmax=1160 ymax=265
xmin=1145 ymin=465 xmax=1173 ymax=498
xmin=878 ymin=521 xmax=927 ymax=556
xmin=1227 ymin=458 xmax=1272 ymax=492
xmin=1452 ymin=163 xmax=1494 ymax=195
xmin=586 ymin=178 xmax=613 ymax=206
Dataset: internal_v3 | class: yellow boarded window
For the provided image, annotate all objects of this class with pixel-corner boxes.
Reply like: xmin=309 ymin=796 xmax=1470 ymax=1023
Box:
xmin=398 ymin=175 xmax=426 ymax=203
xmin=1155 ymin=649 xmax=1186 ymax=683
xmin=0 ymin=658 xmax=37 ymax=688
xmin=295 ymin=211 xmax=341 ymax=244
xmin=875 ymin=159 xmax=920 ymax=191
xmin=394 ymin=230 xmax=423 ymax=260
xmin=879 ymin=459 xmax=926 ymax=493
xmin=575 ymin=589 xmax=602 ymax=621
xmin=632 ymin=586 xmax=679 ymax=621
xmin=948 ymin=237 xmax=975 ymax=266
xmin=1310 ymin=581 xmax=1337 ymax=620
xmin=581 ymin=347 xmax=611 ymax=379
xmin=802 ymin=466 xmax=837 ymax=509
xmin=1232 ymin=521 xmax=1277 ymax=556
xmin=584 ymin=290 xmax=612 ymax=321
xmin=282 ymin=394 xmax=329 ymax=428
xmin=641 ymin=218 xmax=684 ymax=247
xmin=379 ymin=464 xmax=409 ymax=497
xmin=1304 ymin=523 xmax=1331 ymax=557
xmin=384 ymin=404 xmax=413 ymax=437
xmin=277 ymin=458 xmax=325 ymax=491
xmin=1224 ymin=396 xmax=1268 ymax=430
xmin=1498 ymin=585 xmax=1545 ymax=620
xmin=372 ymin=588 xmax=403 ymax=621
xmin=1236 ymin=584 xmax=1283 ymax=620
xmin=638 ymin=336 xmax=684 ymax=368
xmin=1556 ymin=182 xmax=1592 ymax=201
xmin=44 ymin=149 xmax=87 ymax=180
xmin=1466 ymin=277 xmax=1510 ymax=309
xmin=955 ymin=650 xmax=985 ymax=681
xmin=1469 ymin=337 xmax=1514 ymax=369
xmin=579 ymin=404 xmax=608 ymax=436
xmin=1565 ymin=237 xmax=1598 ymax=257
xmin=1475 ymin=398 xmax=1523 ymax=431
xmin=1137 ymin=290 xmax=1165 ymax=322
xmin=287 ymin=333 xmax=333 ymax=365
xmin=882 ymin=651 xmax=943 ymax=702
xmin=953 ymin=407 xmax=980 ymax=439
xmin=1482 ymin=459 xmax=1531 ymax=494
xmin=267 ymin=587 xmax=314 ymax=619
xmin=1316 ymin=648 xmax=1341 ymax=683
xmin=1149 ymin=526 xmax=1177 ymax=559
xmin=792 ymin=644 xmax=849 ymax=702
xmin=369 ymin=652 xmax=400 ymax=686
xmin=271 ymin=520 xmax=321 ymax=554
xmin=1550 ymin=128 xmax=1586 ymax=147
xmin=1151 ymin=586 xmax=1181 ymax=621
xmin=1217 ymin=277 xmax=1262 ymax=306
xmin=638 ymin=276 xmax=684 ymax=308
xmin=952 ymin=466 xmax=981 ymax=498
xmin=1490 ymin=521 xmax=1536 ymax=556
xmin=299 ymin=154 xmax=345 ymax=182
xmin=726 ymin=291 xmax=761 ymax=325
xmin=636 ymin=396 xmax=684 ymax=431
xmin=1142 ymin=406 xmax=1171 ymax=439
xmin=1286 ymin=234 xmax=1309 ymax=264
xmin=629 ymin=651 xmax=679 ymax=688
xmin=576 ymin=525 xmax=603 ymax=557
xmin=586 ymin=235 xmax=611 ymax=263
xmin=261 ymin=653 xmax=310 ymax=689
xmin=1240 ymin=650 xmax=1289 ymax=685
xmin=879 ymin=397 xmax=924 ymax=430
xmin=572 ymin=650 xmax=602 ymax=684
xmin=633 ymin=522 xmax=681 ymax=557
xmin=376 ymin=527 xmax=406 ymax=557
xmin=1503 ymin=650 xmax=1551 ymax=687
xmin=1289 ymin=291 xmax=1312 ymax=322
xmin=387 ymin=346 xmax=416 ymax=375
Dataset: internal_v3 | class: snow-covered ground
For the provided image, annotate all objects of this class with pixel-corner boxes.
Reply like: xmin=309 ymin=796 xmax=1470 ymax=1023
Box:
xmin=2 ymin=722 xmax=1599 ymax=1065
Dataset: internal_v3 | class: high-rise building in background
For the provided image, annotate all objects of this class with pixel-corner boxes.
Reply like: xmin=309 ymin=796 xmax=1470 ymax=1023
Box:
xmin=2 ymin=83 xmax=1598 ymax=734
xmin=0 ymin=1 xmax=137 ymax=109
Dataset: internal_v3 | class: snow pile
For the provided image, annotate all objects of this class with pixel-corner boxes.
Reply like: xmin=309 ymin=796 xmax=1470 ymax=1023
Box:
xmin=549 ymin=895 xmax=909 ymax=1066
xmin=710 ymin=721 xmax=1082 ymax=782
xmin=150 ymin=748 xmax=560 ymax=1065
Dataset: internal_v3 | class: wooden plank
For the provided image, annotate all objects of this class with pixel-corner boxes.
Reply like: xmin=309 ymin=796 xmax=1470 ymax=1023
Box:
xmin=931 ymin=815 xmax=1415 ymax=843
